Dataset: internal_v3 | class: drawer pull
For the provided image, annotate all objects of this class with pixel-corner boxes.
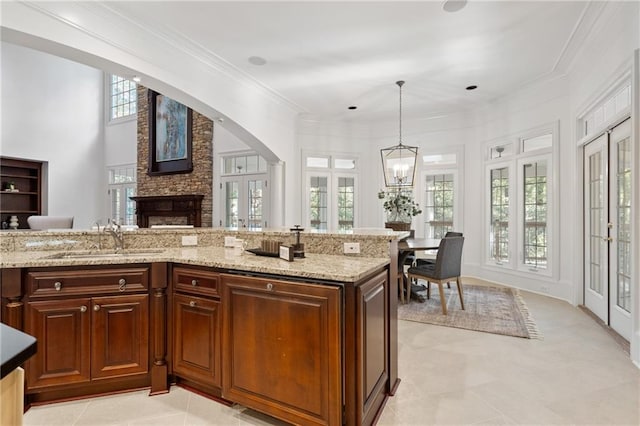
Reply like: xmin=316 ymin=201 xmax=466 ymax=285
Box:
xmin=189 ymin=301 xmax=196 ymax=307
xmin=80 ymin=305 xmax=87 ymax=313
xmin=118 ymin=278 xmax=127 ymax=292
xmin=191 ymin=279 xmax=198 ymax=286
xmin=266 ymin=283 xmax=273 ymax=291
xmin=54 ymin=281 xmax=62 ymax=291
xmin=94 ymin=304 xmax=101 ymax=311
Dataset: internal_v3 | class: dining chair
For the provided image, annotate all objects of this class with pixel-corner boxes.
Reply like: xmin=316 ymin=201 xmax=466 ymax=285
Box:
xmin=27 ymin=215 xmax=74 ymax=230
xmin=414 ymin=231 xmax=463 ymax=289
xmin=407 ymin=236 xmax=465 ymax=315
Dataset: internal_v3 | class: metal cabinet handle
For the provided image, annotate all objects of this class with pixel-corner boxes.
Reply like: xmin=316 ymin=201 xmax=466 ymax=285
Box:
xmin=80 ymin=305 xmax=87 ymax=313
xmin=54 ymin=281 xmax=62 ymax=291
xmin=191 ymin=279 xmax=198 ymax=286
xmin=118 ymin=278 xmax=126 ymax=292
xmin=602 ymin=236 xmax=613 ymax=242
xmin=266 ymin=283 xmax=273 ymax=291
xmin=94 ymin=305 xmax=100 ymax=311
xmin=189 ymin=301 xmax=196 ymax=307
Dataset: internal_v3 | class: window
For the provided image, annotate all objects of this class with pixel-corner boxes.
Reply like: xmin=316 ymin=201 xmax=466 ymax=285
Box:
xmin=580 ymin=80 xmax=630 ymax=140
xmin=109 ymin=75 xmax=137 ymax=121
xmin=108 ymin=165 xmax=136 ymax=225
xmin=337 ymin=177 xmax=355 ymax=231
xmin=304 ymin=153 xmax=358 ymax=231
xmin=220 ymin=153 xmax=269 ymax=229
xmin=224 ymin=154 xmax=267 ymax=174
xmin=424 ymin=173 xmax=454 ymax=238
xmin=485 ymin=125 xmax=556 ymax=275
xmin=522 ymin=160 xmax=548 ymax=268
xmin=309 ymin=176 xmax=328 ymax=230
xmin=420 ymin=148 xmax=463 ymax=239
xmin=489 ymin=167 xmax=510 ymax=263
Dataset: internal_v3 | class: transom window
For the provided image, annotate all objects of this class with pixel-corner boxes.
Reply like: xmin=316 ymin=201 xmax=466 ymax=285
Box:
xmin=109 ymin=75 xmax=137 ymax=121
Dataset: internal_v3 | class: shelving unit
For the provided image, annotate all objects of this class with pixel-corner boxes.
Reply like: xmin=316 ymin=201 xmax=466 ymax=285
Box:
xmin=0 ymin=157 xmax=43 ymax=229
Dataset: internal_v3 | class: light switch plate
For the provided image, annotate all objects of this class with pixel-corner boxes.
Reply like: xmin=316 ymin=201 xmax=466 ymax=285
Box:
xmin=343 ymin=242 xmax=360 ymax=254
xmin=182 ymin=235 xmax=198 ymax=246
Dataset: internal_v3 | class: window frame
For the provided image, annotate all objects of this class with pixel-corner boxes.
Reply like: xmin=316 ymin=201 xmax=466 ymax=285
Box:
xmin=107 ymin=164 xmax=137 ymax=225
xmin=302 ymin=151 xmax=359 ymax=232
xmin=483 ymin=122 xmax=558 ymax=278
xmin=106 ymin=74 xmax=138 ymax=124
xmin=415 ymin=145 xmax=464 ymax=238
xmin=517 ymin=152 xmax=552 ymax=275
xmin=485 ymin=160 xmax=515 ymax=268
xmin=421 ymin=168 xmax=459 ymax=239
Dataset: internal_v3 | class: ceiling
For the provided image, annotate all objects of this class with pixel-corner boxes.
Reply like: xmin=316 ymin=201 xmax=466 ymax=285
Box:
xmin=86 ymin=1 xmax=595 ymax=120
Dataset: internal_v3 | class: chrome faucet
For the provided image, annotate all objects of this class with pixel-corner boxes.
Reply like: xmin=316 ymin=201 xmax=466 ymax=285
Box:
xmin=105 ymin=218 xmax=124 ymax=252
xmin=93 ymin=221 xmax=102 ymax=250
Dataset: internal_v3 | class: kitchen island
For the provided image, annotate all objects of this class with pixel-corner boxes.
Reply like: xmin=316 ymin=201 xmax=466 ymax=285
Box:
xmin=0 ymin=228 xmax=401 ymax=426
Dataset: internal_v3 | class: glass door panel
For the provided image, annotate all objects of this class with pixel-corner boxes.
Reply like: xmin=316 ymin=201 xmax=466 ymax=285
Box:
xmin=583 ymin=134 xmax=608 ymax=323
xmin=609 ymin=120 xmax=632 ymax=340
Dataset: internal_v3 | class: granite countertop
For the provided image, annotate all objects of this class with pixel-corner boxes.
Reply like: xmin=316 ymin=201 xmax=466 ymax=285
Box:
xmin=0 ymin=247 xmax=389 ymax=282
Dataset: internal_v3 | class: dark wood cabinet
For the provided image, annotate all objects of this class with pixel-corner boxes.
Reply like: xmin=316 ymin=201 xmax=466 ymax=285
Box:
xmin=355 ymin=271 xmax=389 ymax=426
xmin=91 ymin=294 xmax=149 ymax=380
xmin=21 ymin=265 xmax=153 ymax=401
xmin=221 ymin=274 xmax=342 ymax=426
xmin=173 ymin=294 xmax=221 ymax=387
xmin=25 ymin=298 xmax=91 ymax=389
xmin=171 ymin=266 xmax=222 ymax=393
xmin=0 ymin=156 xmax=42 ymax=229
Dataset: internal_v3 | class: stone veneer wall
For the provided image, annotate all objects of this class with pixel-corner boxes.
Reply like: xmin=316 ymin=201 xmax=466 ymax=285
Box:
xmin=136 ymin=86 xmax=213 ymax=226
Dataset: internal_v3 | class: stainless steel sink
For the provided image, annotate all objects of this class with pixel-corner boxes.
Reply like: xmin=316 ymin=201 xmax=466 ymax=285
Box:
xmin=45 ymin=249 xmax=166 ymax=259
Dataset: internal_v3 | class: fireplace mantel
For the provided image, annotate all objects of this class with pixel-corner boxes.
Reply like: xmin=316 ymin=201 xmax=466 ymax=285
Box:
xmin=130 ymin=195 xmax=204 ymax=228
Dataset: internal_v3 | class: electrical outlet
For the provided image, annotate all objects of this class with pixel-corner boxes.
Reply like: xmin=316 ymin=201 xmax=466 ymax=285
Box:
xmin=182 ymin=235 xmax=198 ymax=246
xmin=224 ymin=236 xmax=236 ymax=247
xmin=540 ymin=285 xmax=550 ymax=293
xmin=343 ymin=242 xmax=360 ymax=254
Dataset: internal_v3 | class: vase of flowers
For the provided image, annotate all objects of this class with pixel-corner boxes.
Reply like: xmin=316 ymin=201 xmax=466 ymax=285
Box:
xmin=378 ymin=188 xmax=422 ymax=231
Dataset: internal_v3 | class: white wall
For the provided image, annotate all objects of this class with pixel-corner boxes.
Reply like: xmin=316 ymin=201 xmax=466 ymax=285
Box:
xmin=0 ymin=42 xmax=105 ymax=228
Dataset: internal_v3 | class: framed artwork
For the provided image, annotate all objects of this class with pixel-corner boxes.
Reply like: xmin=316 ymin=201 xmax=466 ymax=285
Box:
xmin=148 ymin=90 xmax=193 ymax=175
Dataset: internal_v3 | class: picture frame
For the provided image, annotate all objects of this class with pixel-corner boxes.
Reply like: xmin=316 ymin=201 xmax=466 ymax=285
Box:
xmin=148 ymin=90 xmax=193 ymax=175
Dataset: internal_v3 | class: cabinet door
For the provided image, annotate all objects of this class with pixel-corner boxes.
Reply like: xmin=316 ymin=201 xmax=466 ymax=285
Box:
xmin=25 ymin=298 xmax=91 ymax=390
xmin=173 ymin=294 xmax=221 ymax=387
xmin=91 ymin=294 xmax=149 ymax=379
xmin=356 ymin=271 xmax=389 ymax=426
xmin=221 ymin=275 xmax=341 ymax=426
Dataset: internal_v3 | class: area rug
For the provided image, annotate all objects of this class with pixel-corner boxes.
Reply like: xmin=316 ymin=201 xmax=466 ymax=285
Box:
xmin=398 ymin=284 xmax=542 ymax=339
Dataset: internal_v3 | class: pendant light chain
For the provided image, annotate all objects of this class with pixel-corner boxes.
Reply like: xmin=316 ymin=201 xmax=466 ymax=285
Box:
xmin=397 ymin=80 xmax=404 ymax=146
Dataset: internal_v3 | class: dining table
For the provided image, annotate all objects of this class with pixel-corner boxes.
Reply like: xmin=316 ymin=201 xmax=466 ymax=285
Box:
xmin=397 ymin=238 xmax=441 ymax=303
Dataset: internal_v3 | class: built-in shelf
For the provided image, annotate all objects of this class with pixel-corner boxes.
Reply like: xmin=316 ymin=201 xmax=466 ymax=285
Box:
xmin=0 ymin=157 xmax=43 ymax=229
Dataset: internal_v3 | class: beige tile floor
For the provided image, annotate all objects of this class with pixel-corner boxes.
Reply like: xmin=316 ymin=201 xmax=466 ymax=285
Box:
xmin=23 ymin=291 xmax=640 ymax=426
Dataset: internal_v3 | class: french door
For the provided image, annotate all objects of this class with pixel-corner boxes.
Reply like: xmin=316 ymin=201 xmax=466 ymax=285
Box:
xmin=583 ymin=119 xmax=632 ymax=340
xmin=221 ymin=174 xmax=269 ymax=229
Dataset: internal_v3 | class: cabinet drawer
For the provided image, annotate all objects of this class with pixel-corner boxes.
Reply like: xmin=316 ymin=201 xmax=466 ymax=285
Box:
xmin=173 ymin=267 xmax=219 ymax=297
xmin=27 ymin=267 xmax=149 ymax=298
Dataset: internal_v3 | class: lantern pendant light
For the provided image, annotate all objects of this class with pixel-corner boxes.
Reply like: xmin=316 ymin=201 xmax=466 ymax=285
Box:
xmin=380 ymin=80 xmax=418 ymax=188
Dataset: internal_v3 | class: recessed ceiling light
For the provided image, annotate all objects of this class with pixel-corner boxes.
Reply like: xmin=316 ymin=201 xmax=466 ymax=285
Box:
xmin=348 ymin=106 xmax=357 ymax=110
xmin=248 ymin=56 xmax=267 ymax=66
xmin=465 ymin=85 xmax=478 ymax=90
xmin=442 ymin=0 xmax=467 ymax=13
